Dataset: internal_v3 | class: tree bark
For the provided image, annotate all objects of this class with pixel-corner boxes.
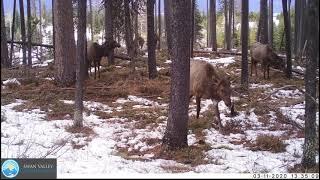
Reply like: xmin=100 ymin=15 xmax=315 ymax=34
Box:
xmin=207 ymin=0 xmax=209 ymax=47
xmin=89 ymin=0 xmax=93 ymax=41
xmin=241 ymin=0 xmax=249 ymax=90
xmin=1 ymin=0 xmax=9 ymax=67
xmin=105 ymin=0 xmax=114 ymax=65
xmin=190 ymin=0 xmax=195 ymax=57
xmin=19 ymin=0 xmax=27 ymax=65
xmin=224 ymin=0 xmax=228 ymax=49
xmin=74 ymin=0 xmax=86 ymax=128
xmin=9 ymin=0 xmax=16 ymax=67
xmin=27 ymin=0 xmax=32 ymax=66
xmin=54 ymin=0 xmax=76 ymax=86
xmin=39 ymin=0 xmax=43 ymax=60
xmin=302 ymin=0 xmax=318 ymax=169
xmin=158 ymin=0 xmax=161 ymax=50
xmin=210 ymin=0 xmax=216 ymax=51
xmin=268 ymin=0 xmax=273 ymax=48
xmin=163 ymin=0 xmax=191 ymax=149
xmin=164 ymin=0 xmax=173 ymax=57
xmin=282 ymin=0 xmax=292 ymax=78
xmin=147 ymin=0 xmax=157 ymax=79
xmin=258 ymin=0 xmax=268 ymax=44
xmin=227 ymin=0 xmax=232 ymax=49
xmin=124 ymin=0 xmax=135 ymax=71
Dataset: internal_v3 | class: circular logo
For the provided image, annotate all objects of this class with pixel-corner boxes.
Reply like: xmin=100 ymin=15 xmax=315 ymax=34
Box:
xmin=2 ymin=160 xmax=19 ymax=178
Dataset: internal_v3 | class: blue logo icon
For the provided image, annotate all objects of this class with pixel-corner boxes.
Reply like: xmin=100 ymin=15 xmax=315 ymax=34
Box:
xmin=2 ymin=160 xmax=19 ymax=178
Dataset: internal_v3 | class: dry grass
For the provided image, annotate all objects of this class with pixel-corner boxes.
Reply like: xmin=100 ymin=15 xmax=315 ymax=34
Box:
xmin=249 ymin=135 xmax=288 ymax=153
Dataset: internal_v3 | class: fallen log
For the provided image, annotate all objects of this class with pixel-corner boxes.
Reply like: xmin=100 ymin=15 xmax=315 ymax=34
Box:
xmin=193 ymin=50 xmax=242 ymax=55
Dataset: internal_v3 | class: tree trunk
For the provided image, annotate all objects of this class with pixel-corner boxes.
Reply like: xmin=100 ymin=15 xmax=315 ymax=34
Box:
xmin=1 ymin=0 xmax=9 ymax=67
xmin=52 ymin=0 xmax=55 ymax=62
xmin=89 ymin=0 xmax=93 ymax=41
xmin=154 ymin=1 xmax=157 ymax=36
xmin=74 ymin=0 xmax=86 ymax=128
xmin=268 ymin=0 xmax=273 ymax=48
xmin=147 ymin=0 xmax=157 ymax=79
xmin=164 ymin=0 xmax=173 ymax=57
xmin=9 ymin=0 xmax=16 ymax=67
xmin=210 ymin=0 xmax=216 ymax=51
xmin=19 ymin=0 xmax=27 ymax=65
xmin=158 ymin=0 xmax=161 ymax=50
xmin=241 ymin=0 xmax=249 ymax=90
xmin=207 ymin=0 xmax=209 ymax=47
xmin=282 ymin=0 xmax=292 ymax=78
xmin=38 ymin=0 xmax=43 ymax=60
xmin=124 ymin=0 xmax=135 ymax=71
xmin=258 ymin=0 xmax=268 ymax=44
xmin=224 ymin=0 xmax=228 ymax=49
xmin=227 ymin=0 xmax=232 ymax=49
xmin=302 ymin=0 xmax=318 ymax=169
xmin=162 ymin=0 xmax=191 ymax=149
xmin=27 ymin=0 xmax=32 ymax=66
xmin=190 ymin=0 xmax=195 ymax=57
xmin=105 ymin=0 xmax=114 ymax=65
xmin=54 ymin=0 xmax=76 ymax=86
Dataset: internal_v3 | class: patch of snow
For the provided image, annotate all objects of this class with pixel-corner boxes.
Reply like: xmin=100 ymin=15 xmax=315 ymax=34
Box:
xmin=193 ymin=57 xmax=235 ymax=67
xmin=164 ymin=60 xmax=172 ymax=64
xmin=3 ymin=78 xmax=21 ymax=86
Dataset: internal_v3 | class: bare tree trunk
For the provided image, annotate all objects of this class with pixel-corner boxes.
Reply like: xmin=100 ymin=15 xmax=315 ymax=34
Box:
xmin=164 ymin=0 xmax=173 ymax=57
xmin=27 ymin=0 xmax=32 ymax=66
xmin=74 ymin=0 xmax=86 ymax=128
xmin=190 ymin=0 xmax=195 ymax=57
xmin=282 ymin=0 xmax=292 ymax=78
xmin=105 ymin=0 xmax=114 ymax=65
xmin=207 ymin=0 xmax=209 ymax=47
xmin=89 ymin=0 xmax=93 ymax=41
xmin=19 ymin=0 xmax=27 ymax=65
xmin=124 ymin=0 xmax=135 ymax=71
xmin=9 ymin=0 xmax=16 ymax=67
xmin=1 ymin=0 xmax=9 ymax=67
xmin=52 ymin=0 xmax=55 ymax=62
xmin=302 ymin=0 xmax=318 ymax=169
xmin=241 ymin=0 xmax=249 ymax=89
xmin=224 ymin=0 xmax=228 ymax=49
xmin=147 ymin=0 xmax=157 ymax=79
xmin=39 ymin=0 xmax=42 ymax=60
xmin=268 ymin=0 xmax=273 ymax=48
xmin=54 ymin=0 xmax=76 ymax=86
xmin=258 ymin=0 xmax=268 ymax=44
xmin=227 ymin=0 xmax=232 ymax=49
xmin=210 ymin=0 xmax=216 ymax=51
xmin=163 ymin=0 xmax=191 ymax=149
xmin=158 ymin=0 xmax=161 ymax=50
xmin=154 ymin=1 xmax=157 ymax=36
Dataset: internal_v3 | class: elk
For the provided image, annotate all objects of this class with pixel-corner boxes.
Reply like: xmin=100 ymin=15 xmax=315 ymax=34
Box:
xmin=190 ymin=60 xmax=235 ymax=132
xmin=250 ymin=42 xmax=286 ymax=79
xmin=134 ymin=36 xmax=145 ymax=49
xmin=86 ymin=40 xmax=121 ymax=79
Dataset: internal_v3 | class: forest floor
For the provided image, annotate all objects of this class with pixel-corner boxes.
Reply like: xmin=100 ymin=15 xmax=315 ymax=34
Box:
xmin=1 ymin=49 xmax=319 ymax=177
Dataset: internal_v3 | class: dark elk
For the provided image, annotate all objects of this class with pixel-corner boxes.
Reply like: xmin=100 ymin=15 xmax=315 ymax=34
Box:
xmin=189 ymin=60 xmax=236 ymax=132
xmin=250 ymin=42 xmax=286 ymax=79
xmin=134 ymin=36 xmax=145 ymax=49
xmin=86 ymin=40 xmax=121 ymax=79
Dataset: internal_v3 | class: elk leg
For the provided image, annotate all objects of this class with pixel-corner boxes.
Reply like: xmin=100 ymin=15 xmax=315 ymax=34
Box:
xmin=94 ymin=61 xmax=97 ymax=80
xmin=212 ymin=100 xmax=222 ymax=132
xmin=250 ymin=58 xmax=253 ymax=76
xmin=98 ymin=61 xmax=100 ymax=79
xmin=196 ymin=96 xmax=201 ymax=119
xmin=267 ymin=65 xmax=270 ymax=79
xmin=255 ymin=62 xmax=258 ymax=77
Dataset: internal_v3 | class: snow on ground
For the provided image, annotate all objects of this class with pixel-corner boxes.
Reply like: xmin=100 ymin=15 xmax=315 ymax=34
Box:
xmin=2 ymin=91 xmax=316 ymax=176
xmin=193 ymin=57 xmax=235 ymax=67
xmin=2 ymin=78 xmax=21 ymax=86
